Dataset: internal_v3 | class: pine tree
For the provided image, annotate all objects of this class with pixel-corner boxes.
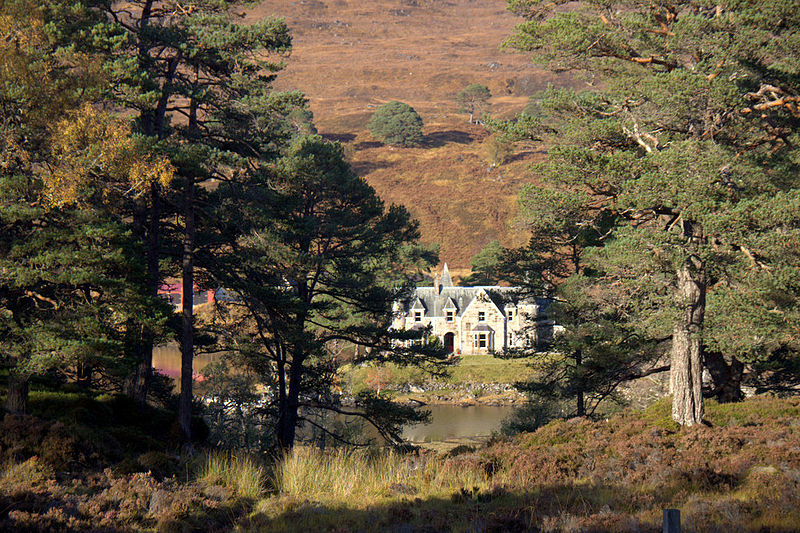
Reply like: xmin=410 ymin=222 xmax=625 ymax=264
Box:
xmin=368 ymin=101 xmax=425 ymax=147
xmin=0 ymin=2 xmax=166 ymax=413
xmin=207 ymin=135 xmax=448 ymax=449
xmin=503 ymin=1 xmax=800 ymax=425
xmin=66 ymin=0 xmax=299 ymax=439
xmin=456 ymin=83 xmax=491 ymax=124
xmin=462 ymin=240 xmax=505 ymax=286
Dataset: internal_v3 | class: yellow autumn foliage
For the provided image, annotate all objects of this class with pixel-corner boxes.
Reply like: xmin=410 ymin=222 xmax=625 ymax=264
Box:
xmin=0 ymin=10 xmax=49 ymax=170
xmin=45 ymin=105 xmax=175 ymax=206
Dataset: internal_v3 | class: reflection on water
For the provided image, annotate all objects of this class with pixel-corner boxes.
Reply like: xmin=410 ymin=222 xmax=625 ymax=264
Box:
xmin=152 ymin=343 xmax=220 ymax=381
xmin=401 ymin=404 xmax=514 ymax=443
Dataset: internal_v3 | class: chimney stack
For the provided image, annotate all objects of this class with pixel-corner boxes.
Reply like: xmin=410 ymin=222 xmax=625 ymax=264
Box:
xmin=434 ymin=274 xmax=441 ymax=295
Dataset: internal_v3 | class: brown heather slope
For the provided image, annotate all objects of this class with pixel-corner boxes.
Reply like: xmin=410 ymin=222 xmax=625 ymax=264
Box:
xmin=247 ymin=0 xmax=575 ymax=272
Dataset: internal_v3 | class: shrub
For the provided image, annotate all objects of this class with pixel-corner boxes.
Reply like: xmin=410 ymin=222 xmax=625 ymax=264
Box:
xmin=500 ymin=398 xmax=562 ymax=436
xmin=367 ymin=101 xmax=424 ymax=147
xmin=482 ymin=135 xmax=514 ymax=166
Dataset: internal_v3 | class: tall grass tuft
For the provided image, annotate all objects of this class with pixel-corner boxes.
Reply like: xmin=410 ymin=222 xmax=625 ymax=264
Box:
xmin=200 ymin=452 xmax=265 ymax=499
xmin=272 ymin=446 xmax=490 ymax=503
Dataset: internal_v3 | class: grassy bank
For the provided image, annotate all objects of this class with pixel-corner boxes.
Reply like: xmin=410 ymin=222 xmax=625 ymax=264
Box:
xmin=341 ymin=354 xmax=536 ymax=405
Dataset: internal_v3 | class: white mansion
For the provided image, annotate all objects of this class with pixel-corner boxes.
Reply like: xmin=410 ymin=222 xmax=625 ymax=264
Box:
xmin=392 ymin=264 xmax=556 ymax=355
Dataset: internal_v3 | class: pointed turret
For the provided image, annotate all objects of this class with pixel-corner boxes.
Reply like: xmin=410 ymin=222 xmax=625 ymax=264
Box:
xmin=441 ymin=263 xmax=453 ymax=287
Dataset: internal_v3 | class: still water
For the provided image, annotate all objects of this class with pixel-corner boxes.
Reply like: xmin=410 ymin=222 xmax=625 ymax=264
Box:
xmin=401 ymin=404 xmax=514 ymax=442
xmin=152 ymin=345 xmax=515 ymax=442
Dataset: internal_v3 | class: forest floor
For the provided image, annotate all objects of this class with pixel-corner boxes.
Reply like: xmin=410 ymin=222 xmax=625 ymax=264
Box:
xmin=1 ymin=390 xmax=799 ymax=532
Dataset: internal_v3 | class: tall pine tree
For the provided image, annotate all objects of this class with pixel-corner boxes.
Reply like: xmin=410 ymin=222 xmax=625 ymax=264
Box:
xmin=503 ymin=0 xmax=800 ymax=425
xmin=207 ymin=135 xmax=448 ymax=449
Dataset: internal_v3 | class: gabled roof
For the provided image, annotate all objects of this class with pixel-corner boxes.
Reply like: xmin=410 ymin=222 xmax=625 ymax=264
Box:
xmin=410 ymin=297 xmax=426 ymax=311
xmin=398 ymin=265 xmax=544 ymax=319
xmin=460 ymin=287 xmax=503 ymax=317
xmin=472 ymin=323 xmax=494 ymax=332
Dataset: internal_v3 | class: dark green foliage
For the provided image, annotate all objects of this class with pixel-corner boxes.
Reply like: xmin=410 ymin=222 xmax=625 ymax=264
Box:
xmin=501 ymin=0 xmax=800 ymax=423
xmin=367 ymin=101 xmax=424 ymax=146
xmin=0 ymin=391 xmax=181 ymax=470
xmin=462 ymin=240 xmax=506 ymax=286
xmin=65 ymin=0 xmax=304 ymax=435
xmin=0 ymin=3 xmax=172 ymax=412
xmin=206 ymin=135 xmax=448 ymax=448
xmin=511 ymin=275 xmax=667 ymax=418
xmin=500 ymin=397 xmax=563 ymax=436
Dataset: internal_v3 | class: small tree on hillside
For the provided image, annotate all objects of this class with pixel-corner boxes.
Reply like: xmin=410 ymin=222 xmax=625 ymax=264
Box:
xmin=456 ymin=83 xmax=491 ymax=124
xmin=462 ymin=240 xmax=505 ymax=286
xmin=368 ymin=101 xmax=424 ymax=147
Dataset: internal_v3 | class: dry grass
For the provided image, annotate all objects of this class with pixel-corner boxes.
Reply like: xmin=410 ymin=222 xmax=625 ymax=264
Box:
xmin=200 ymin=452 xmax=266 ymax=499
xmin=243 ymin=0 xmax=570 ymax=268
xmin=271 ymin=446 xmax=489 ymax=504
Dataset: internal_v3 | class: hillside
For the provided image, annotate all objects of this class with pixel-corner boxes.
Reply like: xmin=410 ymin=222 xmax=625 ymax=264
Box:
xmin=247 ymin=0 xmax=575 ymax=272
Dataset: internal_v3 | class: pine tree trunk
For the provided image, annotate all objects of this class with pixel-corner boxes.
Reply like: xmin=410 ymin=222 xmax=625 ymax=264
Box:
xmin=575 ymin=348 xmax=585 ymax=417
xmin=277 ymin=358 xmax=301 ymax=450
xmin=178 ymin=177 xmax=195 ymax=441
xmin=671 ymin=264 xmax=705 ymax=426
xmin=127 ymin=183 xmax=160 ymax=405
xmin=76 ymin=364 xmax=93 ymax=389
xmin=5 ymin=372 xmax=29 ymax=415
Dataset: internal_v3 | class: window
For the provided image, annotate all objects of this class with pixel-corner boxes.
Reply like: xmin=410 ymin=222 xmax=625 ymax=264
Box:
xmin=478 ymin=311 xmax=485 ymax=322
xmin=473 ymin=333 xmax=488 ymax=349
xmin=414 ymin=311 xmax=422 ymax=322
xmin=446 ymin=310 xmax=454 ymax=322
xmin=507 ymin=309 xmax=514 ymax=321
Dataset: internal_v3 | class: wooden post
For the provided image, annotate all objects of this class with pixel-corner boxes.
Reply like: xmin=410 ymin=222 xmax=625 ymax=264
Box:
xmin=663 ymin=509 xmax=680 ymax=533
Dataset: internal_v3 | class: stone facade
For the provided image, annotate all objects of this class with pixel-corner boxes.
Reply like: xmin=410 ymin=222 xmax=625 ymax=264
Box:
xmin=392 ymin=264 xmax=554 ymax=355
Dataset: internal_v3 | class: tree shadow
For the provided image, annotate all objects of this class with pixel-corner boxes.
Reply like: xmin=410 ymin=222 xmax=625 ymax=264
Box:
xmin=321 ymin=132 xmax=356 ymax=143
xmin=354 ymin=140 xmax=384 ymax=149
xmin=241 ymin=483 xmax=669 ymax=532
xmin=350 ymin=160 xmax=395 ymax=175
xmin=506 ymin=149 xmax=543 ymax=163
xmin=424 ymin=130 xmax=474 ymax=148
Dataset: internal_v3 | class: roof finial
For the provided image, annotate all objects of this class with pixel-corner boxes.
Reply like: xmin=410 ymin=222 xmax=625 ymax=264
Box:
xmin=441 ymin=263 xmax=453 ymax=287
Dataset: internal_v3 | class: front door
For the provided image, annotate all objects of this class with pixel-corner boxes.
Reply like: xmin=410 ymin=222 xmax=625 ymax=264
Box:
xmin=444 ymin=332 xmax=455 ymax=353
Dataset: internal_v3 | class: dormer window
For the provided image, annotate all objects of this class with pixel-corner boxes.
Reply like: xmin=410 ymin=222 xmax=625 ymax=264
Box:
xmin=478 ymin=311 xmax=485 ymax=322
xmin=446 ymin=310 xmax=454 ymax=322
xmin=414 ymin=311 xmax=422 ymax=322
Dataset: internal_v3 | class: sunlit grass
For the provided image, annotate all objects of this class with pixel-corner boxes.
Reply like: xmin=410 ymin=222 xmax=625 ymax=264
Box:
xmin=271 ymin=446 xmax=489 ymax=504
xmin=199 ymin=451 xmax=265 ymax=499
